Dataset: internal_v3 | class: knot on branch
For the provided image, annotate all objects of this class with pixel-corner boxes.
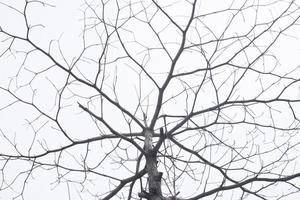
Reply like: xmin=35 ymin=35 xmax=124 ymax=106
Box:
xmin=154 ymin=172 xmax=163 ymax=181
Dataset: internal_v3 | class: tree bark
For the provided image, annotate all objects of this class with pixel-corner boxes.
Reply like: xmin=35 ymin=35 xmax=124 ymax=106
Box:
xmin=141 ymin=129 xmax=164 ymax=200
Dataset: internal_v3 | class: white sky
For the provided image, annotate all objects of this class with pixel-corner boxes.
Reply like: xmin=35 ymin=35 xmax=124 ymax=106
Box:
xmin=1 ymin=0 xmax=300 ymax=199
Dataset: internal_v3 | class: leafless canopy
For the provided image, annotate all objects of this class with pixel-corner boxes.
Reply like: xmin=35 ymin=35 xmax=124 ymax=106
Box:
xmin=1 ymin=0 xmax=300 ymax=199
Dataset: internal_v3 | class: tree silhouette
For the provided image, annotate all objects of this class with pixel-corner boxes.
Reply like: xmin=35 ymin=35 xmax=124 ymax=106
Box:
xmin=1 ymin=0 xmax=300 ymax=199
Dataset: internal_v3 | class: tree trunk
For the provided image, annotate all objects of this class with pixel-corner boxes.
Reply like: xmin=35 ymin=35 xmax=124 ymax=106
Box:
xmin=141 ymin=129 xmax=164 ymax=200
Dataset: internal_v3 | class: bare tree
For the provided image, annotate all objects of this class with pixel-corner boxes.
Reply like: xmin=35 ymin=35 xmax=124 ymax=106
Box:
xmin=1 ymin=0 xmax=300 ymax=199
